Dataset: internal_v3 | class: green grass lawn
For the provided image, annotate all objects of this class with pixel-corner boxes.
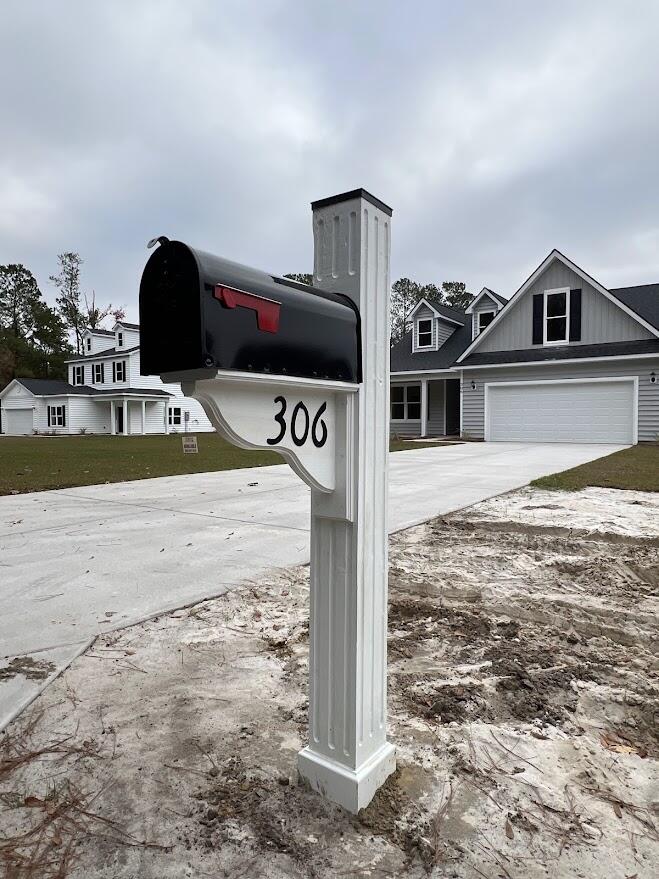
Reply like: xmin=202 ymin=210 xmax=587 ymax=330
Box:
xmin=0 ymin=434 xmax=449 ymax=496
xmin=531 ymin=444 xmax=659 ymax=492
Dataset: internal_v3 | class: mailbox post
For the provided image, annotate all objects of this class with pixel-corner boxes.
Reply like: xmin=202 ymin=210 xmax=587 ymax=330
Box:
xmin=139 ymin=189 xmax=394 ymax=812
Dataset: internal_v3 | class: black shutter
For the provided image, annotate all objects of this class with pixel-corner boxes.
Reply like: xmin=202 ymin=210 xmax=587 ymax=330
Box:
xmin=47 ymin=406 xmax=51 ymax=427
xmin=532 ymin=294 xmax=544 ymax=345
xmin=112 ymin=362 xmax=116 ymax=382
xmin=101 ymin=363 xmax=104 ymax=384
xmin=62 ymin=406 xmax=66 ymax=427
xmin=569 ymin=289 xmax=582 ymax=342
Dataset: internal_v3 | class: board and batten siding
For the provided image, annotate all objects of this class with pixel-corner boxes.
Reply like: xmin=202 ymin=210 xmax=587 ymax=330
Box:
xmin=461 ymin=357 xmax=659 ymax=442
xmin=478 ymin=262 xmax=654 ymax=353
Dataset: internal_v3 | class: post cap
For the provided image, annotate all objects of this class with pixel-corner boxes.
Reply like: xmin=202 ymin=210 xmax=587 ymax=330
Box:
xmin=311 ymin=189 xmax=392 ymax=217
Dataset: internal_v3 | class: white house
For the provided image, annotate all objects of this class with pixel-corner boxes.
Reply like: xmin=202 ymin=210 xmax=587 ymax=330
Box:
xmin=0 ymin=321 xmax=214 ymax=436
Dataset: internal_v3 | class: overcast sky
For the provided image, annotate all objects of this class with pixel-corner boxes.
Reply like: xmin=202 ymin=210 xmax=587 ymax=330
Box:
xmin=2 ymin=1 xmax=659 ymax=320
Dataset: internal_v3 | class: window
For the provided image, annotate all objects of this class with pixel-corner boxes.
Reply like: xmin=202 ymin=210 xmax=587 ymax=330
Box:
xmin=478 ymin=311 xmax=495 ymax=334
xmin=416 ymin=318 xmax=433 ymax=348
xmin=168 ymin=407 xmax=182 ymax=426
xmin=544 ymin=288 xmax=569 ymax=344
xmin=47 ymin=405 xmax=66 ymax=427
xmin=391 ymin=384 xmax=421 ymax=420
xmin=112 ymin=361 xmax=126 ymax=382
xmin=86 ymin=337 xmax=91 ymax=353
xmin=93 ymin=363 xmax=104 ymax=384
xmin=72 ymin=365 xmax=84 ymax=385
xmin=117 ymin=331 xmax=123 ymax=348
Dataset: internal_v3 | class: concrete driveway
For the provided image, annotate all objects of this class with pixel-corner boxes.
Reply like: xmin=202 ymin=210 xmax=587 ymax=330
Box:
xmin=0 ymin=441 xmax=623 ymax=727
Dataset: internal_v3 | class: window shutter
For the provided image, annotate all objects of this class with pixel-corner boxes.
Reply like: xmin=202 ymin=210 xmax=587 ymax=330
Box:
xmin=62 ymin=406 xmax=66 ymax=427
xmin=47 ymin=407 xmax=51 ymax=427
xmin=569 ymin=289 xmax=582 ymax=342
xmin=112 ymin=362 xmax=116 ymax=382
xmin=101 ymin=363 xmax=104 ymax=383
xmin=532 ymin=294 xmax=544 ymax=345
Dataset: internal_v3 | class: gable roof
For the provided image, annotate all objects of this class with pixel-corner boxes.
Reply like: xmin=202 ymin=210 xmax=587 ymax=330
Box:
xmin=391 ymin=321 xmax=471 ymax=372
xmin=456 ymin=249 xmax=659 ymax=364
xmin=609 ymin=283 xmax=659 ymax=330
xmin=84 ymin=328 xmax=114 ymax=337
xmin=5 ymin=378 xmax=171 ymax=398
xmin=408 ymin=297 xmax=465 ymax=326
xmin=65 ymin=345 xmax=140 ymax=363
xmin=465 ymin=287 xmax=507 ymax=314
xmin=115 ymin=321 xmax=140 ymax=331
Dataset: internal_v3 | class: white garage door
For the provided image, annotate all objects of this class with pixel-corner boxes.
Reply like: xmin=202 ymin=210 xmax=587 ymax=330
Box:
xmin=3 ymin=408 xmax=34 ymax=435
xmin=486 ymin=379 xmax=635 ymax=444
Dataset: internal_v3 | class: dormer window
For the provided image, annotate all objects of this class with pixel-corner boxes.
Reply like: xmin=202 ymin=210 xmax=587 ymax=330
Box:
xmin=86 ymin=337 xmax=91 ymax=353
xmin=478 ymin=311 xmax=495 ymax=334
xmin=72 ymin=365 xmax=84 ymax=385
xmin=544 ymin=288 xmax=569 ymax=345
xmin=117 ymin=331 xmax=124 ymax=348
xmin=416 ymin=318 xmax=433 ymax=349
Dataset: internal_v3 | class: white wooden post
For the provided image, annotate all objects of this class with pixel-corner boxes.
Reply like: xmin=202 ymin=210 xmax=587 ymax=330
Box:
xmin=297 ymin=190 xmax=395 ymax=812
xmin=420 ymin=378 xmax=428 ymax=437
xmin=123 ymin=399 xmax=128 ymax=436
xmin=141 ymin=400 xmax=146 ymax=435
xmin=110 ymin=399 xmax=116 ymax=435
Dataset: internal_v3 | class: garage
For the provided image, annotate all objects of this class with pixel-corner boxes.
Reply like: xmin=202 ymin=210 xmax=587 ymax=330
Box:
xmin=485 ymin=378 xmax=636 ymax=444
xmin=2 ymin=407 xmax=34 ymax=435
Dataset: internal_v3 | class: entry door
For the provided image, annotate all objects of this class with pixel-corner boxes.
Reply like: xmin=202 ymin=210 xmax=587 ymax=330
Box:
xmin=115 ymin=405 xmax=124 ymax=435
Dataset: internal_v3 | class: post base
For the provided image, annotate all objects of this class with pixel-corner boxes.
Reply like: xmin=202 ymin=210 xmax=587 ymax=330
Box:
xmin=297 ymin=742 xmax=396 ymax=813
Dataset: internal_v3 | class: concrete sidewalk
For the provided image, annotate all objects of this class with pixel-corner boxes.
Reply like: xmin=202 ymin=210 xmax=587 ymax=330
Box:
xmin=0 ymin=442 xmax=623 ymax=727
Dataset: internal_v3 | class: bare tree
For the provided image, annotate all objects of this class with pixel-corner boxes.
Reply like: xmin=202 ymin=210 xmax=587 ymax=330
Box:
xmin=50 ymin=252 xmax=85 ymax=354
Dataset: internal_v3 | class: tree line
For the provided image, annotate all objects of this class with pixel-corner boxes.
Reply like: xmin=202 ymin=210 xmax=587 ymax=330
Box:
xmin=0 ymin=253 xmax=124 ymax=390
xmin=284 ymin=274 xmax=473 ymax=345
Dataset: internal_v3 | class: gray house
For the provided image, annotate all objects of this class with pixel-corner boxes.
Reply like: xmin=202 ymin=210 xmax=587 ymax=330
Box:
xmin=390 ymin=249 xmax=659 ymax=444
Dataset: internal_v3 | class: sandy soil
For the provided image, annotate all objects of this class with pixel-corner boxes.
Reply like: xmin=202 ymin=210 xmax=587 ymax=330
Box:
xmin=1 ymin=487 xmax=658 ymax=878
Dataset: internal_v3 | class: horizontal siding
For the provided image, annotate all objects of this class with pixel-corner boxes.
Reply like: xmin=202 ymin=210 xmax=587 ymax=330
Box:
xmin=390 ymin=420 xmax=420 ymax=439
xmin=479 ymin=261 xmax=654 ymax=353
xmin=460 ymin=357 xmax=659 ymax=442
xmin=427 ymin=380 xmax=445 ymax=435
xmin=436 ymin=319 xmax=456 ymax=347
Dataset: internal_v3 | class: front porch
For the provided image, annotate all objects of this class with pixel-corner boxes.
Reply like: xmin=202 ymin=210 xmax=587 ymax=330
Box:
xmin=390 ymin=376 xmax=460 ymax=439
xmin=91 ymin=393 xmax=172 ymax=436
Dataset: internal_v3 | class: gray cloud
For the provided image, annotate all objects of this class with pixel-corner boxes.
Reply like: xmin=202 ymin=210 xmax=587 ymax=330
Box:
xmin=1 ymin=0 xmax=658 ymax=320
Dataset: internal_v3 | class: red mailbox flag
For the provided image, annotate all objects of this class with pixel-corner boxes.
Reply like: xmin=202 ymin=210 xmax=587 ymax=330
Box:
xmin=213 ymin=285 xmax=281 ymax=334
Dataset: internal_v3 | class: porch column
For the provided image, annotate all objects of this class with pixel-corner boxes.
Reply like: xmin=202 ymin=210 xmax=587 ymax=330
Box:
xmin=123 ymin=399 xmax=129 ymax=435
xmin=420 ymin=379 xmax=428 ymax=437
xmin=110 ymin=399 xmax=116 ymax=435
xmin=164 ymin=402 xmax=169 ymax=434
xmin=141 ymin=400 xmax=146 ymax=435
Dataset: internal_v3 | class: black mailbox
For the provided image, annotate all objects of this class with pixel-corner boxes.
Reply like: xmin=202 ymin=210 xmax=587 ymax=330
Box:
xmin=139 ymin=239 xmax=361 ymax=383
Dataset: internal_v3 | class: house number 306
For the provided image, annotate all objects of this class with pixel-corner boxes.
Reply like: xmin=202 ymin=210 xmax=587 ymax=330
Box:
xmin=267 ymin=396 xmax=328 ymax=448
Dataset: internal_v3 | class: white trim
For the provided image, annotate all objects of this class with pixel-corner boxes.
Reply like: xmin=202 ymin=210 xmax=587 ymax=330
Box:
xmin=391 ymin=368 xmax=456 ymax=377
xmin=457 ymin=249 xmax=659 ymax=363
xmin=456 ymin=351 xmax=659 ymax=370
xmin=407 ymin=298 xmax=464 ymax=327
xmin=65 ymin=347 xmax=138 ymax=363
xmin=477 ymin=310 xmax=496 ymax=336
xmin=543 ymin=287 xmax=570 ymax=346
xmin=459 ymin=370 xmax=464 ymax=437
xmin=408 ymin=297 xmax=440 ymax=320
xmin=465 ymin=288 xmax=503 ymax=315
xmin=414 ymin=316 xmax=435 ymax=351
xmin=483 ymin=376 xmax=638 ymax=444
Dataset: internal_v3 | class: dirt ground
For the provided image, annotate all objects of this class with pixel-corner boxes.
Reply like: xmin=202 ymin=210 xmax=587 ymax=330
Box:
xmin=1 ymin=486 xmax=658 ymax=878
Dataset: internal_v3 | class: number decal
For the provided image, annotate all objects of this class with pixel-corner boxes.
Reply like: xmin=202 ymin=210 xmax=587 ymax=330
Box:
xmin=267 ymin=398 xmax=329 ymax=449
xmin=312 ymin=402 xmax=327 ymax=448
xmin=266 ymin=395 xmax=287 ymax=445
xmin=291 ymin=402 xmax=310 ymax=446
